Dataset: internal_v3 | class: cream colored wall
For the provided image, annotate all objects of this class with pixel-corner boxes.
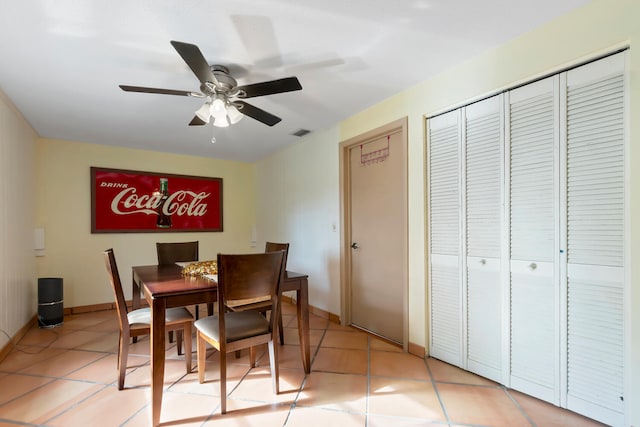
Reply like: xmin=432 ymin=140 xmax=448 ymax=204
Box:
xmin=255 ymin=127 xmax=341 ymax=313
xmin=0 ymin=90 xmax=37 ymax=345
xmin=35 ymin=138 xmax=256 ymax=308
xmin=340 ymin=0 xmax=639 ymax=424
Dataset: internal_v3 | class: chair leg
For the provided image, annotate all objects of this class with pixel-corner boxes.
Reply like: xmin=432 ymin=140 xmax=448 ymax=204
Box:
xmin=220 ymin=349 xmax=227 ymax=414
xmin=278 ymin=311 xmax=285 ymax=345
xmin=176 ymin=330 xmax=183 ymax=355
xmin=268 ymin=339 xmax=279 ymax=394
xmin=235 ymin=349 xmax=242 ymax=359
xmin=168 ymin=330 xmax=175 ymax=344
xmin=116 ymin=332 xmax=122 ymax=371
xmin=184 ymin=324 xmax=192 ymax=373
xmin=197 ymin=332 xmax=206 ymax=384
xmin=118 ymin=331 xmax=129 ymax=390
xmin=195 ymin=304 xmax=199 ymax=319
xmin=265 ymin=309 xmax=284 ymax=345
xmin=249 ymin=346 xmax=257 ymax=367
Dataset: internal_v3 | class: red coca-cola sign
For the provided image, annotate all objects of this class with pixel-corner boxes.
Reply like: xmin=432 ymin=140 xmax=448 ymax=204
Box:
xmin=91 ymin=167 xmax=222 ymax=233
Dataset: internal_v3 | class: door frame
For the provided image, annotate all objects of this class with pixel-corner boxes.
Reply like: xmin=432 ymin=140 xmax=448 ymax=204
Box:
xmin=339 ymin=117 xmax=409 ymax=350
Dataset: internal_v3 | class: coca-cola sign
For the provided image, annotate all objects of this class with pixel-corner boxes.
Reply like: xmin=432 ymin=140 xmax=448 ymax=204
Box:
xmin=91 ymin=167 xmax=222 ymax=233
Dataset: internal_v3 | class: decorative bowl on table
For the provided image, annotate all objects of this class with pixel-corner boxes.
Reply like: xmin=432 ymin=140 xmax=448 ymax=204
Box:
xmin=180 ymin=260 xmax=218 ymax=277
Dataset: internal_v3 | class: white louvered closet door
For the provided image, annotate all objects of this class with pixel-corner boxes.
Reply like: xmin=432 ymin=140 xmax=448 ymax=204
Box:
xmin=428 ymin=110 xmax=462 ymax=366
xmin=507 ymin=76 xmax=560 ymax=404
xmin=464 ymin=96 xmax=504 ymax=383
xmin=564 ymin=52 xmax=626 ymax=426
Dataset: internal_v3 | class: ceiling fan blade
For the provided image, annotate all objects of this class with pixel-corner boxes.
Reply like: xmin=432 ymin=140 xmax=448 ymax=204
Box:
xmin=119 ymin=85 xmax=202 ymax=97
xmin=235 ymin=101 xmax=281 ymax=126
xmin=188 ymin=116 xmax=207 ymax=126
xmin=170 ymin=40 xmax=219 ymax=87
xmin=236 ymin=77 xmax=302 ymax=98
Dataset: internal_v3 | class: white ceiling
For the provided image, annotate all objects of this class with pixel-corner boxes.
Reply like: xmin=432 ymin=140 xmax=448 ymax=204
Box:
xmin=0 ymin=0 xmax=589 ymax=162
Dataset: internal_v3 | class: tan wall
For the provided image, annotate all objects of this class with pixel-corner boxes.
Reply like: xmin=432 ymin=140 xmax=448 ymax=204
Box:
xmin=340 ymin=0 xmax=639 ymax=424
xmin=34 ymin=139 xmax=256 ymax=307
xmin=255 ymin=126 xmax=341 ymax=312
xmin=0 ymin=91 xmax=38 ymax=346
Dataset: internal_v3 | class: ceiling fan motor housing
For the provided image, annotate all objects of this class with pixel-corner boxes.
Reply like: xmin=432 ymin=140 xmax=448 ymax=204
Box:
xmin=201 ymin=65 xmax=237 ymax=95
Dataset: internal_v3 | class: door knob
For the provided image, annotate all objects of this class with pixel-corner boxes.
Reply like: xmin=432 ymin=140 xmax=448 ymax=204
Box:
xmin=351 ymin=242 xmax=359 ymax=249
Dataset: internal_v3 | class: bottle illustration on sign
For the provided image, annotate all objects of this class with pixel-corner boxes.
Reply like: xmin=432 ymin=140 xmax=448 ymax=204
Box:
xmin=156 ymin=178 xmax=172 ymax=228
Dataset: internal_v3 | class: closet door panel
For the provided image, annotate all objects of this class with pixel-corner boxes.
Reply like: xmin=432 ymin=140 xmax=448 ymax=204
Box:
xmin=467 ymin=257 xmax=501 ymax=380
xmin=428 ymin=110 xmax=462 ymax=366
xmin=510 ymin=261 xmax=555 ymax=398
xmin=464 ymin=96 xmax=503 ymax=382
xmin=507 ymin=76 xmax=559 ymax=404
xmin=565 ymin=52 xmax=625 ymax=426
xmin=431 ymin=254 xmax=462 ymax=362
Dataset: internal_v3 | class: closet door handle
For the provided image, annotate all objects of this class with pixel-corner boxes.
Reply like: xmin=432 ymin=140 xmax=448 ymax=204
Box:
xmin=479 ymin=259 xmax=486 ymax=265
xmin=529 ymin=263 xmax=537 ymax=270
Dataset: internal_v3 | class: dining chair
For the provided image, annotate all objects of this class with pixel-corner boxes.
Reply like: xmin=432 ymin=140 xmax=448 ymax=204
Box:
xmin=156 ymin=241 xmax=199 ymax=266
xmin=227 ymin=242 xmax=289 ymax=347
xmin=194 ymin=251 xmax=285 ymax=414
xmin=156 ymin=241 xmax=200 ymax=348
xmin=103 ymin=248 xmax=193 ymax=390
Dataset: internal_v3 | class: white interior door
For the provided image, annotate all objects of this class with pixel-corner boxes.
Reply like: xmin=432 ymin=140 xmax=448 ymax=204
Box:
xmin=564 ymin=52 xmax=626 ymax=426
xmin=464 ymin=95 xmax=504 ymax=383
xmin=350 ymin=131 xmax=406 ymax=344
xmin=428 ymin=110 xmax=463 ymax=366
xmin=507 ymin=76 xmax=560 ymax=404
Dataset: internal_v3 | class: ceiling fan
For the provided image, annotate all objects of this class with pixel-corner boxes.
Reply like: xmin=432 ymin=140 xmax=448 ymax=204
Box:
xmin=119 ymin=40 xmax=302 ymax=127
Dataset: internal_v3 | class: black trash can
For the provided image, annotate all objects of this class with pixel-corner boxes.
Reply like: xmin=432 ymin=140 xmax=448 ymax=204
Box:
xmin=38 ymin=277 xmax=64 ymax=328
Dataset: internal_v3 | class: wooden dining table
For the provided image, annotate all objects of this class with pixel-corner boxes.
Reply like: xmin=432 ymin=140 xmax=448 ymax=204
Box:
xmin=131 ymin=264 xmax=311 ymax=426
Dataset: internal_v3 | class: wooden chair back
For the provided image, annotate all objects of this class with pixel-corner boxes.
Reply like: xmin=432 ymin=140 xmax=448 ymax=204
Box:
xmin=216 ymin=251 xmax=286 ymax=341
xmin=156 ymin=241 xmax=199 ymax=265
xmin=265 ymin=242 xmax=289 ymax=270
xmin=103 ymin=248 xmax=129 ymax=334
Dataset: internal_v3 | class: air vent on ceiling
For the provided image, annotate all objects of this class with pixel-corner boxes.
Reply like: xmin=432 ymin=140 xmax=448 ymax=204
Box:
xmin=291 ymin=128 xmax=311 ymax=137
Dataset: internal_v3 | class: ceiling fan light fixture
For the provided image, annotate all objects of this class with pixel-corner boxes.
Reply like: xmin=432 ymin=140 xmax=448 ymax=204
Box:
xmin=211 ymin=96 xmax=227 ymax=119
xmin=213 ymin=116 xmax=230 ymax=128
xmin=227 ymin=104 xmax=243 ymax=124
xmin=195 ymin=101 xmax=212 ymax=123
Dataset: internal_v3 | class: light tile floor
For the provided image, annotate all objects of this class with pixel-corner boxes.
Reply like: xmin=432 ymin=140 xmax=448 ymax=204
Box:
xmin=0 ymin=302 xmax=606 ymax=426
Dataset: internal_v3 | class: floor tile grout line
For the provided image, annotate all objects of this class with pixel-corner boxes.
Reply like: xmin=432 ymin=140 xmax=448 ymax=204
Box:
xmin=121 ymin=400 xmax=151 ymax=427
xmin=55 ymin=349 xmax=114 ymax=378
xmin=40 ymin=382 xmax=112 ymax=426
xmin=0 ymin=325 xmax=66 ymax=352
xmin=0 ymin=352 xmax=126 ymax=411
xmin=3 ymin=371 xmax=118 ymax=388
xmin=0 ymin=375 xmax=57 ymax=408
xmin=281 ymin=321 xmax=329 ymax=425
xmin=0 ymin=417 xmax=38 ymax=426
xmin=432 ymin=379 xmax=509 ymax=389
xmin=424 ymin=357 xmax=453 ymax=427
xmin=503 ymin=387 xmax=538 ymax=427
